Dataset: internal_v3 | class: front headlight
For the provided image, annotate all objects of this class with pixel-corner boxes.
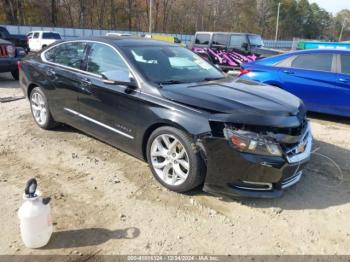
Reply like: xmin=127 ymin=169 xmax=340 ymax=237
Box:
xmin=223 ymin=128 xmax=282 ymax=157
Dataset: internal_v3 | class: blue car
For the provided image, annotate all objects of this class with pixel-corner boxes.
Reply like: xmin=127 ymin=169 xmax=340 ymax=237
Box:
xmin=239 ymin=49 xmax=350 ymax=117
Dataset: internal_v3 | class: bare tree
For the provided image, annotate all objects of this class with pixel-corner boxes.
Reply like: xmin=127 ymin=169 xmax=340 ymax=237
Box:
xmin=79 ymin=0 xmax=85 ymax=28
xmin=257 ymin=0 xmax=273 ymax=36
xmin=3 ymin=0 xmax=18 ymax=24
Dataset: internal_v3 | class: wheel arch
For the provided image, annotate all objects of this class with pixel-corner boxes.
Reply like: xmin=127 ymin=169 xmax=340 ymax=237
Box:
xmin=141 ymin=120 xmax=193 ymax=162
xmin=27 ymin=83 xmax=39 ymax=98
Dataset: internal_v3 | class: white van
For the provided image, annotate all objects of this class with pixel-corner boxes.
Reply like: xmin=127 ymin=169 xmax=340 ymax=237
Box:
xmin=28 ymin=31 xmax=62 ymax=52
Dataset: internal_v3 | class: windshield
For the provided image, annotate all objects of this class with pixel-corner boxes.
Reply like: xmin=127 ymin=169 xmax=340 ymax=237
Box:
xmin=122 ymin=46 xmax=225 ymax=84
xmin=43 ymin=33 xmax=61 ymax=40
xmin=248 ymin=35 xmax=263 ymax=47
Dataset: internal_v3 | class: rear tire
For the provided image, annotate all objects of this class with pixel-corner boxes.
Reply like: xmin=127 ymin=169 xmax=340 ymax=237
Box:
xmin=146 ymin=126 xmax=205 ymax=193
xmin=11 ymin=70 xmax=19 ymax=80
xmin=29 ymin=86 xmax=57 ymax=130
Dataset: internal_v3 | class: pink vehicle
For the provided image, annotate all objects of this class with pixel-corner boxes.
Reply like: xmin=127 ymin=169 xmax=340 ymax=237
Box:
xmin=190 ymin=32 xmax=282 ymax=72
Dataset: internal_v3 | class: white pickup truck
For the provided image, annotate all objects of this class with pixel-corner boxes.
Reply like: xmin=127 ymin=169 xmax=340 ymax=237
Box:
xmin=27 ymin=31 xmax=62 ymax=52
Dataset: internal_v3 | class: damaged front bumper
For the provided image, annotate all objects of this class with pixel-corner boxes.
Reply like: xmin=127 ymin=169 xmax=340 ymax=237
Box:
xmin=201 ymin=117 xmax=312 ymax=199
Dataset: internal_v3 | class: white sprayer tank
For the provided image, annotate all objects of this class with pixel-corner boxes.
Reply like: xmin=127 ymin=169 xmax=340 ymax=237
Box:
xmin=18 ymin=178 xmax=53 ymax=248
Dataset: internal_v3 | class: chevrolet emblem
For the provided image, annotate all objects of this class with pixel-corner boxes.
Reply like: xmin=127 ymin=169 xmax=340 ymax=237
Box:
xmin=296 ymin=143 xmax=306 ymax=153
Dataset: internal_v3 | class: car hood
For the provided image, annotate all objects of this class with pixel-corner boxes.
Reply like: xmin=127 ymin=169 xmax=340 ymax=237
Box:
xmin=252 ymin=47 xmax=284 ymax=57
xmin=0 ymin=39 xmax=11 ymax=45
xmin=159 ymin=78 xmax=303 ymax=117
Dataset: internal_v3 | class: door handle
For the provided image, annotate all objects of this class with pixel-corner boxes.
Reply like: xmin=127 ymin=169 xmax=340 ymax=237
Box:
xmin=46 ymin=69 xmax=56 ymax=77
xmin=80 ymin=78 xmax=91 ymax=86
xmin=80 ymin=78 xmax=92 ymax=95
xmin=338 ymin=78 xmax=349 ymax=83
xmin=283 ymin=70 xmax=294 ymax=75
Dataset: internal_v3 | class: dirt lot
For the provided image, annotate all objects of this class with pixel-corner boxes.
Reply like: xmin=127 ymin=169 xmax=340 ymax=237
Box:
xmin=1 ymin=72 xmax=350 ymax=256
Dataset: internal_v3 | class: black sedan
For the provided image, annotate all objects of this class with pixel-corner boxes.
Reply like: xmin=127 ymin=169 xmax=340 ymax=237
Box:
xmin=19 ymin=37 xmax=312 ymax=198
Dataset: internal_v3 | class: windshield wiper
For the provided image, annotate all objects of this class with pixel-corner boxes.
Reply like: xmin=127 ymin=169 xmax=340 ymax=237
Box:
xmin=157 ymin=80 xmax=187 ymax=85
xmin=201 ymin=77 xmax=225 ymax=82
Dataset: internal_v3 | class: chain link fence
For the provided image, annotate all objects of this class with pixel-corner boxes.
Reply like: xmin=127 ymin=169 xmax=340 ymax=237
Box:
xmin=2 ymin=24 xmax=294 ymax=49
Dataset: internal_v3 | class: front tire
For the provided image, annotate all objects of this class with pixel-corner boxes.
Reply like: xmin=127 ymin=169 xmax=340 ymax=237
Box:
xmin=146 ymin=126 xmax=205 ymax=193
xmin=29 ymin=87 xmax=57 ymax=129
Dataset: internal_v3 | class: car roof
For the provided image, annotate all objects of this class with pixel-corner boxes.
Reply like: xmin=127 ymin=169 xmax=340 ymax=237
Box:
xmin=60 ymin=36 xmax=178 ymax=47
xmin=287 ymin=48 xmax=350 ymax=55
xmin=41 ymin=31 xmax=60 ymax=33
xmin=195 ymin=31 xmax=259 ymax=36
xmin=244 ymin=48 xmax=350 ymax=67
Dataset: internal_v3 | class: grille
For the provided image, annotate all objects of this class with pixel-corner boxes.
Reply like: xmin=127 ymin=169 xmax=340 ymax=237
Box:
xmin=283 ymin=124 xmax=311 ymax=157
xmin=0 ymin=45 xmax=8 ymax=57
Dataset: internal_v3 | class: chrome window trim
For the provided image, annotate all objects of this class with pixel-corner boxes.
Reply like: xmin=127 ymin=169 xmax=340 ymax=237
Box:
xmin=64 ymin=108 xmax=134 ymax=140
xmin=40 ymin=39 xmax=141 ymax=88
xmin=238 ymin=181 xmax=273 ymax=191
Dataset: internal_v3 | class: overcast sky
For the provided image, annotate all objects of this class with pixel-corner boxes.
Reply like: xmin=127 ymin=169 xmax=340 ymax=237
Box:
xmin=309 ymin=0 xmax=349 ymax=14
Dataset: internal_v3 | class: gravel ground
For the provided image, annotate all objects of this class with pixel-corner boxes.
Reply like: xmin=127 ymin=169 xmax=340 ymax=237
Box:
xmin=1 ymin=72 xmax=350 ymax=256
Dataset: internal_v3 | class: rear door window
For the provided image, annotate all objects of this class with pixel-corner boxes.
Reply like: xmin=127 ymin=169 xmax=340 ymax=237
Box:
xmin=42 ymin=33 xmax=61 ymax=40
xmin=212 ymin=34 xmax=228 ymax=47
xmin=87 ymin=43 xmax=128 ymax=76
xmin=291 ymin=54 xmax=333 ymax=72
xmin=194 ymin=34 xmax=210 ymax=45
xmin=44 ymin=42 xmax=87 ymax=69
xmin=229 ymin=35 xmax=247 ymax=48
xmin=340 ymin=54 xmax=350 ymax=75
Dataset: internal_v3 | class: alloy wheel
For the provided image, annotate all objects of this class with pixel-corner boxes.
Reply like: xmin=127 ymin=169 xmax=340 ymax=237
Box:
xmin=150 ymin=134 xmax=190 ymax=186
xmin=31 ymin=92 xmax=48 ymax=125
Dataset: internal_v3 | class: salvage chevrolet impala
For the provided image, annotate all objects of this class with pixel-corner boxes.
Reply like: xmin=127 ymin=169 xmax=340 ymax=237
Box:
xmin=19 ymin=37 xmax=312 ymax=198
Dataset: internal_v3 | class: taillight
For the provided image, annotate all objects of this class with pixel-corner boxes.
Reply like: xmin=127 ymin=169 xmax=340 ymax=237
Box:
xmin=238 ymin=69 xmax=252 ymax=77
xmin=17 ymin=61 xmax=22 ymax=71
xmin=6 ymin=45 xmax=16 ymax=57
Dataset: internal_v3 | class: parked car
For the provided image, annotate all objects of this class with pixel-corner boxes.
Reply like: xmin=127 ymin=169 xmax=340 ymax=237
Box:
xmin=0 ymin=26 xmax=28 ymax=52
xmin=106 ymin=32 xmax=132 ymax=37
xmin=240 ymin=49 xmax=350 ymax=117
xmin=190 ymin=32 xmax=282 ymax=72
xmin=0 ymin=38 xmax=26 ymax=79
xmin=19 ymin=37 xmax=312 ymax=198
xmin=28 ymin=31 xmax=62 ymax=52
xmin=144 ymin=34 xmax=183 ymax=45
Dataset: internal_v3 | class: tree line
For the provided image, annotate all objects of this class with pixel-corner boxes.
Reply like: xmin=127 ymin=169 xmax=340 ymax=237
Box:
xmin=1 ymin=0 xmax=349 ymax=40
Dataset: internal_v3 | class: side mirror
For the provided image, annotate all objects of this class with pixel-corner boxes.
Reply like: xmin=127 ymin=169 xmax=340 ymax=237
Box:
xmin=101 ymin=70 xmax=138 ymax=89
